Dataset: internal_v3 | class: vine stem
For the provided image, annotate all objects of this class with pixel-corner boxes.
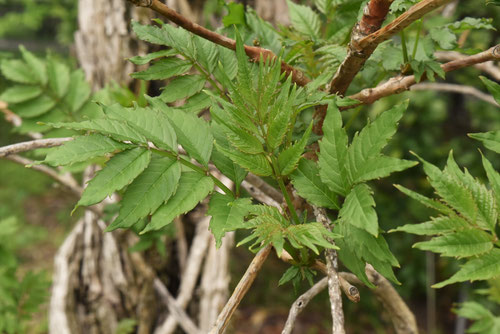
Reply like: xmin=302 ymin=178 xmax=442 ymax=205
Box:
xmin=400 ymin=30 xmax=409 ymax=63
xmin=152 ymin=148 xmax=234 ymax=196
xmin=412 ymin=19 xmax=423 ymax=60
xmin=269 ymin=156 xmax=300 ymax=224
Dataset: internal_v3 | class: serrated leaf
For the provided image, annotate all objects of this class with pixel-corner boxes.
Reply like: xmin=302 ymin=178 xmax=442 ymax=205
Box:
xmin=391 ymin=216 xmax=469 ymax=235
xmin=348 ymin=102 xmax=407 ymax=181
xmin=414 ymin=229 xmax=493 ymax=258
xmin=278 ymin=122 xmax=312 ymax=175
xmin=0 ymin=85 xmax=42 ymax=104
xmin=394 ymin=184 xmax=455 ymax=215
xmin=104 ymin=104 xmax=177 ymax=152
xmin=144 ymin=172 xmax=214 ymax=232
xmin=318 ymin=102 xmax=350 ymax=196
xmin=222 ymin=2 xmax=246 ymax=27
xmin=161 ymin=23 xmax=197 ymax=60
xmin=430 ymin=27 xmax=457 ymax=50
xmin=290 ymin=159 xmax=339 ymax=210
xmin=235 ymin=29 xmax=253 ymax=104
xmin=42 ymin=134 xmax=129 ymax=166
xmin=433 ymin=249 xmax=500 ymax=288
xmin=47 ymin=57 xmax=70 ymax=98
xmin=13 ymin=95 xmax=56 ymax=118
xmin=78 ymin=148 xmax=152 ymax=207
xmin=48 ymin=119 xmax=147 ymax=144
xmin=215 ymin=46 xmax=238 ymax=81
xmin=482 ymin=155 xmax=500 ymax=206
xmin=64 ymin=70 xmax=91 ymax=112
xmin=208 ymin=193 xmax=252 ymax=247
xmin=1 ymin=59 xmax=37 ymax=84
xmin=470 ymin=131 xmax=500 ymax=154
xmin=480 ymin=76 xmax=500 ymax=105
xmin=19 ymin=46 xmax=47 ymax=85
xmin=132 ymin=21 xmax=170 ymax=46
xmin=129 ymin=49 xmax=175 ymax=65
xmin=339 ymin=184 xmax=379 ymax=236
xmin=286 ymin=0 xmax=321 ymax=38
xmin=107 ymin=156 xmax=181 ymax=231
xmin=335 ymin=237 xmax=374 ymax=287
xmin=211 ymin=123 xmax=248 ymax=185
xmin=161 ymin=106 xmax=213 ymax=166
xmin=353 ymin=156 xmax=418 ymax=183
xmin=193 ymin=36 xmax=219 ymax=73
xmin=314 ymin=0 xmax=333 ymax=14
xmin=159 ymin=75 xmax=206 ymax=103
xmin=180 ymin=91 xmax=212 ymax=114
xmin=267 ymin=76 xmax=295 ymax=150
xmin=131 ymin=58 xmax=192 ymax=80
xmin=215 ymin=142 xmax=272 ymax=176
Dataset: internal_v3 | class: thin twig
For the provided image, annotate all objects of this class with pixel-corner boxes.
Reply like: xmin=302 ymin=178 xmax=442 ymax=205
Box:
xmin=0 ymin=137 xmax=73 ymax=158
xmin=153 ymin=279 xmax=203 ymax=334
xmin=208 ymin=244 xmax=273 ymax=334
xmin=241 ymin=180 xmax=283 ymax=210
xmin=281 ymin=277 xmax=329 ymax=334
xmin=329 ymin=0 xmax=393 ymax=96
xmin=312 ymin=206 xmax=345 ymax=334
xmin=435 ymin=50 xmax=500 ymax=81
xmin=348 ymin=44 xmax=500 ymax=107
xmin=128 ymin=0 xmax=310 ymax=87
xmin=411 ymin=82 xmax=499 ymax=106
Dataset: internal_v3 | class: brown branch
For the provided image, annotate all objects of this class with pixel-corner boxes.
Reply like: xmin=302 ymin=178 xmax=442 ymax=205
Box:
xmin=312 ymin=206 xmax=345 ymax=334
xmin=342 ymin=265 xmax=418 ymax=334
xmin=411 ymin=82 xmax=499 ymax=106
xmin=348 ymin=44 xmax=500 ymax=106
xmin=281 ymin=277 xmax=329 ymax=334
xmin=435 ymin=51 xmax=500 ymax=81
xmin=129 ymin=0 xmax=310 ymax=87
xmin=0 ymin=137 xmax=72 ymax=158
xmin=329 ymin=0 xmax=393 ymax=96
xmin=358 ymin=0 xmax=453 ymax=49
xmin=208 ymin=244 xmax=272 ymax=334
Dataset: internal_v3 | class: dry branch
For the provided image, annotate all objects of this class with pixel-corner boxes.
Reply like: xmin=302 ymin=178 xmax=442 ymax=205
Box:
xmin=329 ymin=0 xmax=393 ymax=95
xmin=411 ymin=82 xmax=499 ymax=106
xmin=0 ymin=137 xmax=72 ymax=158
xmin=435 ymin=50 xmax=500 ymax=81
xmin=312 ymin=207 xmax=345 ymax=334
xmin=348 ymin=44 xmax=500 ymax=106
xmin=128 ymin=0 xmax=310 ymax=87
xmin=208 ymin=244 xmax=273 ymax=334
xmin=281 ymin=277 xmax=329 ymax=334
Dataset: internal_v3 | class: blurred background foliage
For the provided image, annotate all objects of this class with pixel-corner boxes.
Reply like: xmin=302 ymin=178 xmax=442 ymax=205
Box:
xmin=0 ymin=0 xmax=499 ymax=333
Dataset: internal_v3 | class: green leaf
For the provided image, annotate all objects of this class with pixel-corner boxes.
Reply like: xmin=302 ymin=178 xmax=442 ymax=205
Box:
xmin=193 ymin=36 xmax=219 ymax=73
xmin=417 ymin=156 xmax=478 ymax=223
xmin=353 ymin=156 xmax=418 ymax=183
xmin=430 ymin=27 xmax=457 ymax=50
xmin=211 ymin=123 xmax=248 ymax=185
xmin=162 ymin=106 xmax=213 ymax=166
xmin=215 ymin=142 xmax=272 ymax=176
xmin=286 ymin=0 xmax=321 ymax=38
xmin=64 ymin=70 xmax=91 ymax=112
xmin=42 ymin=134 xmax=129 ymax=166
xmin=390 ymin=216 xmax=469 ymax=235
xmin=222 ymin=2 xmax=246 ymax=27
xmin=0 ymin=59 xmax=37 ymax=84
xmin=0 ymin=85 xmax=42 ymax=104
xmin=278 ymin=122 xmax=312 ymax=175
xmin=470 ymin=131 xmax=500 ymax=154
xmin=129 ymin=49 xmax=175 ymax=65
xmin=318 ymin=102 xmax=350 ymax=196
xmin=78 ymin=148 xmax=152 ymax=207
xmin=455 ymin=301 xmax=493 ymax=320
xmin=267 ymin=76 xmax=296 ymax=150
xmin=215 ymin=46 xmax=238 ymax=81
xmin=482 ymin=154 xmax=500 ymax=206
xmin=394 ymin=184 xmax=455 ymax=215
xmin=234 ymin=29 xmax=253 ymax=105
xmin=290 ymin=159 xmax=339 ymax=210
xmin=19 ymin=45 xmax=47 ymax=85
xmin=314 ymin=0 xmax=333 ymax=14
xmin=47 ymin=57 xmax=70 ymax=98
xmin=161 ymin=23 xmax=197 ymax=59
xmin=480 ymin=76 xmax=500 ymax=105
xmin=48 ymin=119 xmax=147 ymax=144
xmin=433 ymin=249 xmax=500 ymax=288
xmin=348 ymin=102 xmax=407 ymax=182
xmin=131 ymin=58 xmax=192 ymax=80
xmin=336 ymin=237 xmax=374 ymax=288
xmin=207 ymin=193 xmax=252 ymax=247
xmin=159 ymin=75 xmax=206 ymax=103
xmin=339 ymin=184 xmax=379 ymax=237
xmin=179 ymin=92 xmax=212 ymax=114
xmin=132 ymin=21 xmax=171 ymax=46
xmin=13 ymin=95 xmax=56 ymax=118
xmin=414 ymin=229 xmax=493 ymax=258
xmin=107 ymin=155 xmax=181 ymax=231
xmin=104 ymin=104 xmax=177 ymax=152
xmin=145 ymin=172 xmax=214 ymax=232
